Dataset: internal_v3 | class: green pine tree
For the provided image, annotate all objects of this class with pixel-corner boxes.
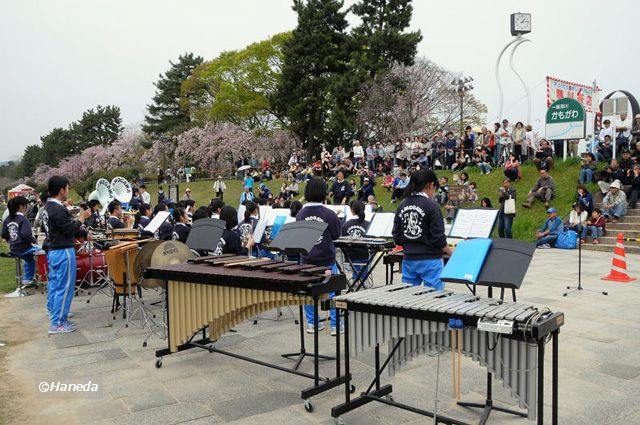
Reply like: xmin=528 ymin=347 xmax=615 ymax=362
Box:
xmin=72 ymin=105 xmax=123 ymax=149
xmin=350 ymin=0 xmax=422 ymax=78
xmin=143 ymin=52 xmax=204 ymax=137
xmin=272 ymin=0 xmax=351 ymax=159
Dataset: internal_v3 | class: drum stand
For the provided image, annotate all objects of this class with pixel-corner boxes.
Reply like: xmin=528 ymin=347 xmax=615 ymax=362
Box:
xmin=141 ymin=286 xmax=168 ymax=347
xmin=76 ymin=241 xmax=110 ymax=299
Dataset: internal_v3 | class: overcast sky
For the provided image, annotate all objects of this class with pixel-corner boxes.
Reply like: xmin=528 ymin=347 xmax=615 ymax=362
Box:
xmin=2 ymin=0 xmax=639 ymax=161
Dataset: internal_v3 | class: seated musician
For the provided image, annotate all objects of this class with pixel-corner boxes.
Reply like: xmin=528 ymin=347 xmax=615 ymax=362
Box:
xmin=1 ymin=196 xmax=40 ymax=287
xmin=83 ymin=200 xmax=102 ymax=229
xmin=210 ymin=198 xmax=225 ymax=219
xmin=296 ymin=177 xmax=342 ymax=335
xmin=107 ymin=200 xmax=133 ymax=230
xmin=153 ymin=203 xmax=174 ymax=240
xmin=392 ymin=169 xmax=453 ymax=290
xmin=136 ymin=203 xmax=153 ymax=237
xmin=171 ymin=208 xmax=191 ymax=243
xmin=341 ymin=200 xmax=371 ymax=284
xmin=235 ymin=201 xmax=258 ymax=253
xmin=214 ymin=205 xmax=244 ymax=255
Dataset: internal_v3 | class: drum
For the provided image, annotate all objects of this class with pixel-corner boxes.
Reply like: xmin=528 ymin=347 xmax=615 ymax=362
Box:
xmin=75 ymin=249 xmax=108 ymax=286
xmin=35 ymin=251 xmax=48 ymax=282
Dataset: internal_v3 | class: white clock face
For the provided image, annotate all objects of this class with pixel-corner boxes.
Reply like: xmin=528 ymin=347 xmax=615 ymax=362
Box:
xmin=515 ymin=14 xmax=531 ymax=31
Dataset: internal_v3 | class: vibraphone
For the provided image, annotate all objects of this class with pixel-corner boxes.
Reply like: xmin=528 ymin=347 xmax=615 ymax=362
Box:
xmin=334 ymin=236 xmax=395 ymax=292
xmin=144 ymin=254 xmax=349 ymax=409
xmin=331 ymin=284 xmax=563 ymax=425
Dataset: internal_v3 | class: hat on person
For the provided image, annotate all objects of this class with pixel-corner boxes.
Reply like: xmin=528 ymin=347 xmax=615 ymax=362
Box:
xmin=610 ymin=181 xmax=621 ymax=189
xmin=604 ymin=119 xmax=611 ymax=124
xmin=186 ymin=188 xmax=191 ymax=192
xmin=546 ymin=207 xmax=557 ymax=214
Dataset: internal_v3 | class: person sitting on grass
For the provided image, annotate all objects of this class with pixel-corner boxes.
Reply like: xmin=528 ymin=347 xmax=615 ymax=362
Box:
xmin=522 ymin=169 xmax=556 ymax=209
xmin=535 ymin=208 xmax=563 ymax=248
xmin=566 ymin=202 xmax=588 ymax=235
xmin=602 ymin=180 xmax=627 ymax=222
xmin=391 ymin=172 xmax=410 ymax=203
xmin=577 ymin=185 xmax=594 ymax=215
xmin=504 ymin=152 xmax=521 ymax=181
xmin=381 ymin=173 xmax=394 ymax=191
xmin=579 ymin=152 xmax=597 ymax=184
xmin=581 ymin=208 xmax=606 ymax=244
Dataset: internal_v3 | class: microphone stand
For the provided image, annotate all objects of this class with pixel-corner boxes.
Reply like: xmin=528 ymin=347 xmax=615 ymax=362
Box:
xmin=563 ymin=237 xmax=608 ymax=297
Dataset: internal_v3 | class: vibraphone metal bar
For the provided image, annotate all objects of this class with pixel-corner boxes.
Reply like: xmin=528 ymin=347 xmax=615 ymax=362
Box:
xmin=335 ymin=237 xmax=395 ymax=292
xmin=330 ymin=284 xmax=563 ymax=425
xmin=145 ymin=256 xmax=349 ymax=408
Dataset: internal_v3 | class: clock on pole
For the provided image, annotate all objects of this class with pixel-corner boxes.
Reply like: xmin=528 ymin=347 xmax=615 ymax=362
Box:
xmin=510 ymin=13 xmax=532 ymax=36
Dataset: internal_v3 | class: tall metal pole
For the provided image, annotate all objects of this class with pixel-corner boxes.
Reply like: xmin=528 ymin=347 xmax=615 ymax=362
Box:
xmin=459 ymin=92 xmax=464 ymax=137
xmin=508 ymin=37 xmax=531 ymax=124
xmin=495 ymin=36 xmax=523 ymax=121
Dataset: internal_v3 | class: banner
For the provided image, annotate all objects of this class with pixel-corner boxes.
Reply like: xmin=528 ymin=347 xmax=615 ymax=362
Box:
xmin=546 ymin=76 xmax=599 ymax=113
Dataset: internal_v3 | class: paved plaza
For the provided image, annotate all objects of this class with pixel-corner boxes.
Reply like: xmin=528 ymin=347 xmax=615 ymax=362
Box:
xmin=1 ymin=249 xmax=639 ymax=425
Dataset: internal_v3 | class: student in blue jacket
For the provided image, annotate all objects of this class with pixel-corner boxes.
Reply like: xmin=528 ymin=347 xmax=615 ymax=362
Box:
xmin=42 ymin=176 xmax=91 ymax=334
xmin=1 ymin=196 xmax=39 ymax=286
xmin=296 ymin=177 xmax=342 ymax=335
xmin=392 ymin=169 xmax=453 ymax=290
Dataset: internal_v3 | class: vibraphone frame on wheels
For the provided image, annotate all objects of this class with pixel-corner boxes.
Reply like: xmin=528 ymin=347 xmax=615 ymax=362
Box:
xmin=145 ymin=255 xmax=351 ymax=411
xmin=330 ymin=285 xmax=563 ymax=425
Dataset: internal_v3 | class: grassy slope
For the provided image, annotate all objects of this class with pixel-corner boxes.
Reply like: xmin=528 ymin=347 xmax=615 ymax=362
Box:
xmin=0 ymin=161 xmax=581 ymax=294
xmin=143 ymin=160 xmax=582 ymax=241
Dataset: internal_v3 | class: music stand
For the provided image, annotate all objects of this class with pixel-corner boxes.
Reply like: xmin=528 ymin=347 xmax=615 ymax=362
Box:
xmin=267 ymin=221 xmax=327 ymax=256
xmin=186 ymin=218 xmax=225 ymax=253
xmin=563 ymin=239 xmax=608 ymax=297
xmin=267 ymin=221 xmax=336 ymax=371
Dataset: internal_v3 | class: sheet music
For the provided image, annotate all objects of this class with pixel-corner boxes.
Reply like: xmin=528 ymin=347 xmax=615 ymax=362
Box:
xmin=267 ymin=208 xmax=291 ymax=225
xmin=144 ymin=211 xmax=170 ymax=234
xmin=366 ymin=212 xmax=395 ymax=238
xmin=237 ymin=205 xmax=246 ymax=225
xmin=252 ymin=206 xmax=272 ymax=243
xmin=448 ymin=209 xmax=498 ymax=239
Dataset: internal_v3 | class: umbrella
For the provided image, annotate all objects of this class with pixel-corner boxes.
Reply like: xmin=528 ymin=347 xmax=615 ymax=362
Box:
xmin=237 ymin=165 xmax=251 ymax=172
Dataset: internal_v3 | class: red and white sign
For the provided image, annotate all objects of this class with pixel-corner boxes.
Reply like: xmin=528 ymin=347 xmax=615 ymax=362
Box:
xmin=546 ymin=76 xmax=600 ymax=113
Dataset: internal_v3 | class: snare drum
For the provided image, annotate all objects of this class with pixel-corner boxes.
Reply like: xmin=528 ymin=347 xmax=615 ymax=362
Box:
xmin=76 ymin=249 xmax=108 ymax=286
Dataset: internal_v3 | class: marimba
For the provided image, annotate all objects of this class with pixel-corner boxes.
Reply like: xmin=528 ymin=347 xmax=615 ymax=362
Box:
xmin=331 ymin=283 xmax=563 ymax=425
xmin=144 ymin=254 xmax=349 ymax=409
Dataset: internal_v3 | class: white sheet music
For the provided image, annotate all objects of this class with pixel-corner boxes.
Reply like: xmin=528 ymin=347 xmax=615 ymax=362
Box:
xmin=144 ymin=211 xmax=170 ymax=234
xmin=252 ymin=206 xmax=272 ymax=243
xmin=344 ymin=204 xmax=374 ymax=222
xmin=448 ymin=209 xmax=498 ymax=239
xmin=366 ymin=212 xmax=395 ymax=238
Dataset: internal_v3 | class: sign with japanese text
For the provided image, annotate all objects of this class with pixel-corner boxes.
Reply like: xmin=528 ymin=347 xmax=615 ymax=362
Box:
xmin=546 ymin=76 xmax=599 ymax=113
xmin=545 ymin=98 xmax=586 ymax=140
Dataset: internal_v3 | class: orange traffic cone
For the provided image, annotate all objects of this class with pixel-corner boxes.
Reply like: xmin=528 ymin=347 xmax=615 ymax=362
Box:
xmin=602 ymin=233 xmax=637 ymax=283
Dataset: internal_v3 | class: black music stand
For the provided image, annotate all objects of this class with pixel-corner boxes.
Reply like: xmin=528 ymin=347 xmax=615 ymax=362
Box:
xmin=563 ymin=238 xmax=608 ymax=297
xmin=267 ymin=221 xmax=337 ymax=374
xmin=186 ymin=218 xmax=224 ymax=253
xmin=267 ymin=220 xmax=327 ymax=255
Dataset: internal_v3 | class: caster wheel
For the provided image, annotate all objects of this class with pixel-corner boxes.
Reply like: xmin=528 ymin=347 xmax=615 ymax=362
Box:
xmin=155 ymin=359 xmax=163 ymax=369
xmin=295 ymin=320 xmax=300 ymax=325
xmin=562 ymin=294 xmax=567 ymax=297
xmin=142 ymin=341 xmax=147 ymax=347
xmin=385 ymin=395 xmax=394 ymax=402
xmin=304 ymin=400 xmax=314 ymax=413
xmin=603 ymin=292 xmax=609 ymax=295
xmin=152 ymin=314 xmax=156 ymax=318
xmin=253 ymin=320 xmax=258 ymax=325
xmin=125 ymin=324 xmax=129 ymax=328
xmin=349 ymin=384 xmax=356 ymax=394
xmin=86 ymin=300 xmax=90 ymax=304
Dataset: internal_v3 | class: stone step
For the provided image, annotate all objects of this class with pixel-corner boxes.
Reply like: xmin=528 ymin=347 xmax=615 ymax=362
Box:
xmin=582 ymin=243 xmax=640 ymax=255
xmin=605 ymin=222 xmax=640 ymax=231
xmin=585 ymin=236 xmax=640 ymax=245
xmin=604 ymin=229 xmax=640 ymax=238
xmin=594 ymin=205 xmax=640 ymax=216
